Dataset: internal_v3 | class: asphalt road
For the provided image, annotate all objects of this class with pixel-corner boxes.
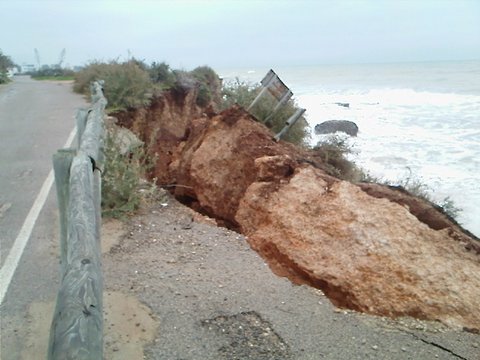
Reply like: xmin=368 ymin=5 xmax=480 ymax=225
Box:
xmin=0 ymin=76 xmax=87 ymax=358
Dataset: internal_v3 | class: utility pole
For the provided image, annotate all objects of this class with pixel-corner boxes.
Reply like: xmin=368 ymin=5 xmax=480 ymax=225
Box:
xmin=57 ymin=48 xmax=66 ymax=69
xmin=34 ymin=48 xmax=41 ymax=70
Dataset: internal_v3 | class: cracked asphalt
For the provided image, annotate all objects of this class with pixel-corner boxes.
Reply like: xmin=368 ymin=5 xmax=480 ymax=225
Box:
xmin=102 ymin=193 xmax=480 ymax=359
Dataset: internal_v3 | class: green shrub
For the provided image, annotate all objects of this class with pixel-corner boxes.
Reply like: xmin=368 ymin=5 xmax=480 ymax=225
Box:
xmin=397 ymin=176 xmax=432 ymax=202
xmin=73 ymin=61 xmax=108 ymax=93
xmin=190 ymin=66 xmax=222 ymax=107
xmin=0 ymin=72 xmax=9 ymax=84
xmin=101 ymin=127 xmax=150 ymax=218
xmin=361 ymin=169 xmax=462 ymax=220
xmin=222 ymin=78 xmax=256 ymax=109
xmin=149 ymin=61 xmax=176 ymax=88
xmin=74 ymin=60 xmax=153 ymax=111
xmin=314 ymin=134 xmax=363 ymax=181
xmin=438 ymin=196 xmax=462 ymax=220
xmin=221 ymin=78 xmax=310 ymax=146
xmin=0 ymin=49 xmax=15 ymax=84
xmin=74 ymin=61 xmax=224 ymax=111
xmin=392 ymin=174 xmax=462 ymax=220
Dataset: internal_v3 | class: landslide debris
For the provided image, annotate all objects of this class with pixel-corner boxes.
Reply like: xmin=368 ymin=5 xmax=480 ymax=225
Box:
xmin=114 ymin=89 xmax=480 ymax=331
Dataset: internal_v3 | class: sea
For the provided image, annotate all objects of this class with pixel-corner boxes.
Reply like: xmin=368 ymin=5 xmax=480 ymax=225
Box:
xmin=218 ymin=60 xmax=480 ymax=238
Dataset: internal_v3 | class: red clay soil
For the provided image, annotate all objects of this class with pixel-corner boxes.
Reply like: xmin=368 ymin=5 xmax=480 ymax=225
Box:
xmin=113 ymin=89 xmax=480 ymax=330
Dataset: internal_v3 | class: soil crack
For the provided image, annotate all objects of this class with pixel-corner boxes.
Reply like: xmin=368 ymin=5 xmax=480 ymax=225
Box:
xmin=402 ymin=330 xmax=469 ymax=360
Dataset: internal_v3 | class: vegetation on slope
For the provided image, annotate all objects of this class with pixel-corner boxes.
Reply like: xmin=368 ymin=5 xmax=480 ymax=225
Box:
xmin=73 ymin=59 xmax=222 ymax=112
xmin=73 ymin=60 xmax=309 ymax=146
xmin=101 ymin=125 xmax=155 ymax=218
xmin=72 ymin=58 xmax=461 ymax=221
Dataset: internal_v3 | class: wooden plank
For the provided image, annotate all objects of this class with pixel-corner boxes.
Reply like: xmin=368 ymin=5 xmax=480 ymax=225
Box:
xmin=79 ymin=106 xmax=104 ymax=165
xmin=49 ymin=81 xmax=107 ymax=359
xmin=75 ymin=109 xmax=89 ymax=149
xmin=263 ymin=89 xmax=293 ymax=124
xmin=247 ymin=85 xmax=270 ymax=112
xmin=48 ymin=153 xmax=103 ymax=360
xmin=52 ymin=149 xmax=76 ymax=273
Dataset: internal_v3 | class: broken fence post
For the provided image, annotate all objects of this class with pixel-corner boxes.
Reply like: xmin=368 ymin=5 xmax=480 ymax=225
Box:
xmin=274 ymin=108 xmax=306 ymax=142
xmin=247 ymin=85 xmax=270 ymax=112
xmin=263 ymin=89 xmax=293 ymax=124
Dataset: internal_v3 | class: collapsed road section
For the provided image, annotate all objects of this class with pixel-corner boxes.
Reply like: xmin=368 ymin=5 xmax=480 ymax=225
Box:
xmin=113 ymin=88 xmax=480 ymax=332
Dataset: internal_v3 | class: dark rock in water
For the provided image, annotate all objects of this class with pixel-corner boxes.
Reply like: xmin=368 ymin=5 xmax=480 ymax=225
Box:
xmin=315 ymin=120 xmax=359 ymax=136
xmin=335 ymin=102 xmax=350 ymax=108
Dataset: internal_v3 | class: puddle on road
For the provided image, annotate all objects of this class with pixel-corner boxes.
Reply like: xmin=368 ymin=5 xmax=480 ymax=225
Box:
xmin=0 ymin=202 xmax=12 ymax=219
xmin=101 ymin=217 xmax=125 ymax=254
xmin=103 ymin=291 xmax=158 ymax=360
xmin=4 ymin=291 xmax=157 ymax=360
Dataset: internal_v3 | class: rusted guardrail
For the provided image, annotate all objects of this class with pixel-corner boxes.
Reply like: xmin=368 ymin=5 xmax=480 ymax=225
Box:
xmin=48 ymin=81 xmax=106 ymax=360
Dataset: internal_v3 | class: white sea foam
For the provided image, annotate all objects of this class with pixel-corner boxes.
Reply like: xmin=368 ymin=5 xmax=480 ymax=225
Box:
xmin=297 ymin=89 xmax=480 ymax=237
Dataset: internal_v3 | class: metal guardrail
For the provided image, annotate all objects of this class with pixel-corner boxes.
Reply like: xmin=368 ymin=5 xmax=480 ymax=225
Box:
xmin=48 ymin=81 xmax=106 ymax=360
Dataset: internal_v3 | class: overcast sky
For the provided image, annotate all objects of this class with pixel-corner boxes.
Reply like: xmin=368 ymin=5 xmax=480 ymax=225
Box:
xmin=1 ymin=0 xmax=479 ymax=70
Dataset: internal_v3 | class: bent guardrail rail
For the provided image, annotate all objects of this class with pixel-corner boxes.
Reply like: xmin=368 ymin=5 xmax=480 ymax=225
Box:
xmin=48 ymin=81 xmax=106 ymax=360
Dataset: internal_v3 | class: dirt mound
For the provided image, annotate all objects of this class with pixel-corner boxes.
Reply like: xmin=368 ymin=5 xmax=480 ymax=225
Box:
xmin=116 ymin=90 xmax=480 ymax=330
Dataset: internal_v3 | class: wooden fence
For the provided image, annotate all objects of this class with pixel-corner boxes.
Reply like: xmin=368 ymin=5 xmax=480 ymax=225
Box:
xmin=48 ymin=81 xmax=106 ymax=360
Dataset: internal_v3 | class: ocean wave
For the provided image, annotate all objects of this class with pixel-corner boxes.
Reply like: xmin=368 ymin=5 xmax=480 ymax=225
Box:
xmin=297 ymin=88 xmax=480 ymax=108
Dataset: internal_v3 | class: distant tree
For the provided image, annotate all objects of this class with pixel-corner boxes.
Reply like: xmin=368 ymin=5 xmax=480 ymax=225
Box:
xmin=190 ymin=66 xmax=222 ymax=107
xmin=31 ymin=64 xmax=75 ymax=79
xmin=0 ymin=50 xmax=15 ymax=84
xmin=149 ymin=61 xmax=175 ymax=87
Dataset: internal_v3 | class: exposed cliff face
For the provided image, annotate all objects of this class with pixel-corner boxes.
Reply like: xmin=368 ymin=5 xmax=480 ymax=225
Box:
xmin=117 ymin=90 xmax=480 ymax=330
xmin=168 ymin=107 xmax=307 ymax=226
xmin=115 ymin=89 xmax=204 ymax=185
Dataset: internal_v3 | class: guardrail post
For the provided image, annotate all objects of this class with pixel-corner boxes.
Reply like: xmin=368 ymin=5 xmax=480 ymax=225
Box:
xmin=48 ymin=80 xmax=106 ymax=360
xmin=75 ymin=108 xmax=89 ymax=149
xmin=52 ymin=148 xmax=76 ymax=273
xmin=48 ymin=153 xmax=103 ymax=360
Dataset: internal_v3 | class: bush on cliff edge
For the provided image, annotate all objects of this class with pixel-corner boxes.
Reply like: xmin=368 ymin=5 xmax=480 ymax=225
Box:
xmin=190 ymin=66 xmax=222 ymax=107
xmin=75 ymin=59 xmax=311 ymax=147
xmin=74 ymin=60 xmax=153 ymax=111
xmin=101 ymin=124 xmax=155 ymax=218
xmin=75 ymin=60 xmax=223 ymax=111
xmin=314 ymin=134 xmax=364 ymax=182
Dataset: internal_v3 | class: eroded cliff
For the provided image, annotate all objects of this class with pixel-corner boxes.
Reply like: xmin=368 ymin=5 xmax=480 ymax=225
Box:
xmin=115 ymin=90 xmax=480 ymax=330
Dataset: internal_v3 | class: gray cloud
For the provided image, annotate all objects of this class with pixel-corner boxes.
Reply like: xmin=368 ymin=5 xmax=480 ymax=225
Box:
xmin=1 ymin=0 xmax=479 ymax=69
